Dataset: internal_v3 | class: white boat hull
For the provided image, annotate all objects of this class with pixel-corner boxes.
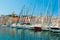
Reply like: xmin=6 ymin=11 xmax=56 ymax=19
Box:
xmin=49 ymin=27 xmax=60 ymax=32
xmin=41 ymin=26 xmax=49 ymax=31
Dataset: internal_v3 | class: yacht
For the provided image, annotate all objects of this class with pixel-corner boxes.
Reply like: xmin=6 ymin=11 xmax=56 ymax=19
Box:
xmin=30 ymin=24 xmax=42 ymax=32
xmin=11 ymin=23 xmax=42 ymax=31
xmin=11 ymin=23 xmax=22 ymax=28
xmin=49 ymin=24 xmax=60 ymax=32
xmin=10 ymin=23 xmax=16 ymax=28
xmin=41 ymin=25 xmax=49 ymax=31
xmin=1 ymin=25 xmax=7 ymax=28
xmin=11 ymin=23 xmax=32 ymax=29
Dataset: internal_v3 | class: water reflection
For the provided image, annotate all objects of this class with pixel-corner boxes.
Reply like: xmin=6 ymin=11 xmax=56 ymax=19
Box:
xmin=49 ymin=32 xmax=60 ymax=40
xmin=0 ymin=28 xmax=60 ymax=40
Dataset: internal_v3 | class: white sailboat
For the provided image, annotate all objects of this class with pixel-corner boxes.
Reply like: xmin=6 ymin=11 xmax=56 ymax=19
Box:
xmin=30 ymin=2 xmax=42 ymax=31
xmin=49 ymin=0 xmax=60 ymax=32
xmin=50 ymin=24 xmax=60 ymax=32
xmin=10 ymin=5 xmax=25 ymax=28
xmin=41 ymin=0 xmax=50 ymax=31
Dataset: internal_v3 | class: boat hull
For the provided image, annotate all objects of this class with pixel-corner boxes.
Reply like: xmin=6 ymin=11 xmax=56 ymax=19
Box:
xmin=34 ymin=27 xmax=42 ymax=32
xmin=41 ymin=27 xmax=49 ymax=31
xmin=49 ymin=27 xmax=60 ymax=32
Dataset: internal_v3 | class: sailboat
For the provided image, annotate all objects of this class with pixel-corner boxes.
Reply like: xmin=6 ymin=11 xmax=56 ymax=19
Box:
xmin=49 ymin=0 xmax=60 ymax=32
xmin=11 ymin=5 xmax=25 ymax=28
xmin=29 ymin=2 xmax=42 ymax=31
xmin=41 ymin=0 xmax=50 ymax=31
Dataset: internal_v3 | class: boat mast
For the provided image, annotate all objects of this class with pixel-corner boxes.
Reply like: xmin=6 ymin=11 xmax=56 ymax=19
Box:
xmin=32 ymin=0 xmax=36 ymax=16
xmin=29 ymin=3 xmax=33 ymax=17
xmin=58 ymin=0 xmax=60 ymax=17
xmin=52 ymin=0 xmax=57 ymax=26
xmin=58 ymin=0 xmax=59 ymax=17
xmin=39 ymin=10 xmax=42 ymax=24
xmin=16 ymin=5 xmax=25 ymax=25
xmin=26 ymin=7 xmax=29 ymax=16
xmin=57 ymin=0 xmax=59 ymax=26
xmin=48 ymin=0 xmax=52 ymax=26
xmin=29 ymin=3 xmax=33 ymax=23
xmin=32 ymin=0 xmax=37 ymax=23
xmin=41 ymin=0 xmax=44 ymax=25
xmin=48 ymin=0 xmax=57 ymax=26
xmin=45 ymin=0 xmax=50 ymax=26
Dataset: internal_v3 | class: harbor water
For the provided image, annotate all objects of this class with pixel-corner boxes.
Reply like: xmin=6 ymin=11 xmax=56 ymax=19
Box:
xmin=0 ymin=26 xmax=60 ymax=40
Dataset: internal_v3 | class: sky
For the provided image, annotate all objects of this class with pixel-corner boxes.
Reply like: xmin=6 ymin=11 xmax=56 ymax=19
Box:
xmin=0 ymin=0 xmax=59 ymax=16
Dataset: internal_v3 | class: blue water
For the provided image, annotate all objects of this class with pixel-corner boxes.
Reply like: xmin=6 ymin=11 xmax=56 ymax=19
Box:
xmin=0 ymin=27 xmax=60 ymax=40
